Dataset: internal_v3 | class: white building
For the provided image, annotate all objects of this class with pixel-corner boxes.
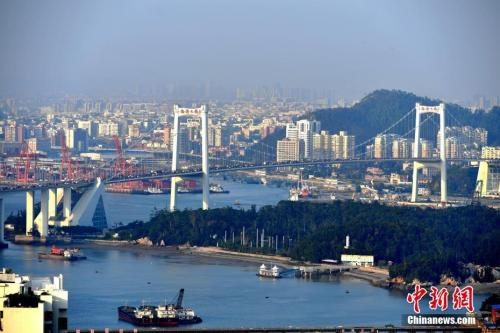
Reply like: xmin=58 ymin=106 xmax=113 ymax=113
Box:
xmin=341 ymin=254 xmax=374 ymax=267
xmin=296 ymin=119 xmax=321 ymax=159
xmin=0 ymin=268 xmax=68 ymax=333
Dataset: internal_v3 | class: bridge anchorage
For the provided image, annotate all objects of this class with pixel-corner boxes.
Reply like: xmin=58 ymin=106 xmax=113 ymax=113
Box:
xmin=410 ymin=103 xmax=447 ymax=206
xmin=170 ymin=104 xmax=210 ymax=211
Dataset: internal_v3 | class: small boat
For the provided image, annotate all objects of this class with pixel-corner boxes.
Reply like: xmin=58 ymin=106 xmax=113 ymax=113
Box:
xmin=257 ymin=264 xmax=281 ymax=278
xmin=38 ymin=245 xmax=87 ymax=261
xmin=234 ymin=200 xmax=241 ymax=206
xmin=209 ymin=184 xmax=229 ymax=194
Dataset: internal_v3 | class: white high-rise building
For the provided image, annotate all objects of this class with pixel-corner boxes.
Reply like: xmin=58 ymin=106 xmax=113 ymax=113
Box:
xmin=296 ymin=119 xmax=321 ymax=159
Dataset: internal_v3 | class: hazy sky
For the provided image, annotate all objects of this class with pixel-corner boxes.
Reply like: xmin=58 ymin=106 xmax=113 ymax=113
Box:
xmin=0 ymin=0 xmax=499 ymax=101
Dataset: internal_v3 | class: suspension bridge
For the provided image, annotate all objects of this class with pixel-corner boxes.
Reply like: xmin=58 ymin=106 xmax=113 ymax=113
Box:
xmin=0 ymin=103 xmax=498 ymax=247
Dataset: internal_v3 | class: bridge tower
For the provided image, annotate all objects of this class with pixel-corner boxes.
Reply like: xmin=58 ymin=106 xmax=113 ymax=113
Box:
xmin=411 ymin=103 xmax=447 ymax=205
xmin=170 ymin=105 xmax=209 ymax=211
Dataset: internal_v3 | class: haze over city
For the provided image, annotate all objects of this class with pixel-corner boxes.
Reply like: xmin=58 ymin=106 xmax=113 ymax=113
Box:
xmin=1 ymin=1 xmax=499 ymax=332
xmin=1 ymin=0 xmax=499 ymax=103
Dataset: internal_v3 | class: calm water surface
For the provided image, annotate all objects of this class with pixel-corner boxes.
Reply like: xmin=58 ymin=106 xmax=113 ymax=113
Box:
xmin=0 ymin=179 xmax=487 ymax=328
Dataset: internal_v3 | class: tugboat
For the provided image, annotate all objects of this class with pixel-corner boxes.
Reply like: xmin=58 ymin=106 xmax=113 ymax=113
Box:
xmin=257 ymin=264 xmax=281 ymax=278
xmin=117 ymin=289 xmax=202 ymax=327
xmin=38 ymin=245 xmax=87 ymax=261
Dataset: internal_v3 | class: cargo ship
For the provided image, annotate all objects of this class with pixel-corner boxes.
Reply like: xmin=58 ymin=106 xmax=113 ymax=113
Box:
xmin=117 ymin=289 xmax=202 ymax=327
xmin=38 ymin=245 xmax=87 ymax=261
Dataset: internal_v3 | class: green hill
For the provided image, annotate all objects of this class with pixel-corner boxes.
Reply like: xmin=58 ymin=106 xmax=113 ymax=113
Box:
xmin=308 ymin=90 xmax=500 ymax=145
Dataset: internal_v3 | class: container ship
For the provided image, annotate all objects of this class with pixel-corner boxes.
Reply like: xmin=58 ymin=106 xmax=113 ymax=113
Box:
xmin=117 ymin=288 xmax=202 ymax=327
xmin=38 ymin=245 xmax=87 ymax=261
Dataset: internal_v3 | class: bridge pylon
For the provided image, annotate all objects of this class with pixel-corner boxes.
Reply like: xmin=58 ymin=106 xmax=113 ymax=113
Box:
xmin=170 ymin=105 xmax=209 ymax=211
xmin=411 ymin=103 xmax=447 ymax=205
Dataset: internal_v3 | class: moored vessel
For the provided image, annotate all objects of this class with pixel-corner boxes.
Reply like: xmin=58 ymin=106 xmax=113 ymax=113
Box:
xmin=117 ymin=288 xmax=202 ymax=327
xmin=38 ymin=245 xmax=87 ymax=261
xmin=257 ymin=264 xmax=281 ymax=278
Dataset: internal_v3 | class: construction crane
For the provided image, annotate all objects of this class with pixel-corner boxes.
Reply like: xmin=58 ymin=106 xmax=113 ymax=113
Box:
xmin=16 ymin=142 xmax=36 ymax=183
xmin=60 ymin=132 xmax=73 ymax=180
xmin=175 ymin=288 xmax=184 ymax=309
xmin=113 ymin=135 xmax=127 ymax=176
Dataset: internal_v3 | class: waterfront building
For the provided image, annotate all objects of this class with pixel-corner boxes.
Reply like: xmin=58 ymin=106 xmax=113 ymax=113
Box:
xmin=276 ymin=139 xmax=304 ymax=162
xmin=341 ymin=254 xmax=374 ymax=267
xmin=0 ymin=268 xmax=68 ymax=333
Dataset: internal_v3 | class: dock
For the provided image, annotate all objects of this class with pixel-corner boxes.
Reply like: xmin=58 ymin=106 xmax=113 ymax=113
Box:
xmin=295 ymin=264 xmax=351 ymax=278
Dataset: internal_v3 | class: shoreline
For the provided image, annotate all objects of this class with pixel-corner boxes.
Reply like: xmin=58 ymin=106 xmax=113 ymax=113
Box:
xmin=14 ymin=239 xmax=500 ymax=295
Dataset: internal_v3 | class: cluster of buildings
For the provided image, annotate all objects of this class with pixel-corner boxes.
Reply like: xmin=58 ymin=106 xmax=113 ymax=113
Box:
xmin=365 ymin=126 xmax=488 ymax=160
xmin=276 ymin=120 xmax=356 ymax=162
xmin=0 ymin=97 xmax=325 ymax=164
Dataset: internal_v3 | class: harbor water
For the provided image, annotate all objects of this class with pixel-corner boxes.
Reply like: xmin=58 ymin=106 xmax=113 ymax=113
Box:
xmin=0 ymin=179 xmax=488 ymax=329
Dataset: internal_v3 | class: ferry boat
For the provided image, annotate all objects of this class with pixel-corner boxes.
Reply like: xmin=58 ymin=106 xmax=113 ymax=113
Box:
xmin=38 ymin=245 xmax=87 ymax=261
xmin=257 ymin=264 xmax=281 ymax=278
xmin=117 ymin=289 xmax=202 ymax=327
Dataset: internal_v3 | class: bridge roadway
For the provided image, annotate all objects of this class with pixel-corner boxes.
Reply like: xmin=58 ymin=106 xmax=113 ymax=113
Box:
xmin=67 ymin=326 xmax=482 ymax=333
xmin=0 ymin=158 xmax=487 ymax=193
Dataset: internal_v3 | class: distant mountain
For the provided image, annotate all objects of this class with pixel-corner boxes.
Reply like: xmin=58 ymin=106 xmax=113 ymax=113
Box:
xmin=307 ymin=89 xmax=500 ymax=145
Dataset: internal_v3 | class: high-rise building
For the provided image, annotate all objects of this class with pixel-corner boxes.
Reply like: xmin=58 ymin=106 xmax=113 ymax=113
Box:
xmin=65 ymin=128 xmax=88 ymax=153
xmin=331 ymin=131 xmax=356 ymax=159
xmin=412 ymin=139 xmax=434 ymax=158
xmin=4 ymin=125 xmax=16 ymax=142
xmin=296 ymin=120 xmax=320 ymax=159
xmin=163 ymin=127 xmax=171 ymax=149
xmin=285 ymin=123 xmax=298 ymax=140
xmin=313 ymin=131 xmax=331 ymax=160
xmin=445 ymin=137 xmax=462 ymax=159
xmin=276 ymin=139 xmax=304 ymax=162
xmin=392 ymin=138 xmax=410 ymax=159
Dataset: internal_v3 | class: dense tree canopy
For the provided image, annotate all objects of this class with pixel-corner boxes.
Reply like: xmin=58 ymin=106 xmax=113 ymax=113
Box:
xmin=111 ymin=201 xmax=500 ymax=283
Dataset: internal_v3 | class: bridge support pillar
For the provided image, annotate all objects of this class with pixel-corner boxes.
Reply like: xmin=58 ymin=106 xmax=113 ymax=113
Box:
xmin=201 ymin=106 xmax=209 ymax=210
xmin=0 ymin=197 xmax=6 ymax=248
xmin=48 ymin=188 xmax=57 ymax=225
xmin=26 ymin=190 xmax=34 ymax=236
xmin=38 ymin=189 xmax=49 ymax=239
xmin=63 ymin=188 xmax=71 ymax=220
xmin=170 ymin=177 xmax=182 ymax=212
